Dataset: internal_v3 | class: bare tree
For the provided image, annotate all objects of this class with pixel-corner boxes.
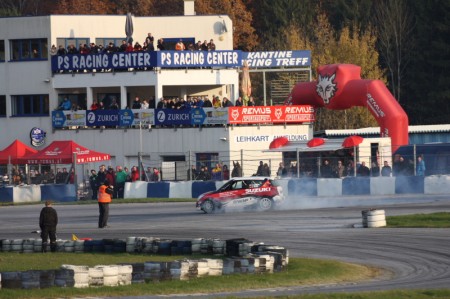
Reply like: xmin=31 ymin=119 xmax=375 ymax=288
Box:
xmin=375 ymin=0 xmax=414 ymax=103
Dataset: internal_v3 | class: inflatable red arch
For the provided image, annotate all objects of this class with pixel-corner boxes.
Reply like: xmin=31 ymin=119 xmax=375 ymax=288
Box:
xmin=286 ymin=64 xmax=408 ymax=153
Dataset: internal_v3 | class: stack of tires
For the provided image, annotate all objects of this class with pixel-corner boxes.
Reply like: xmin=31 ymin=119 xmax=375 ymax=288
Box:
xmin=143 ymin=262 xmax=161 ymax=283
xmin=225 ymin=238 xmax=252 ymax=257
xmin=126 ymin=237 xmax=136 ymax=253
xmin=212 ymin=239 xmax=226 ymax=255
xmin=196 ymin=260 xmax=209 ymax=277
xmin=362 ymin=209 xmax=386 ymax=228
xmin=88 ymin=267 xmax=103 ymax=286
xmin=191 ymin=238 xmax=202 ymax=253
xmin=39 ymin=270 xmax=55 ymax=288
xmin=95 ymin=265 xmax=119 ymax=287
xmin=127 ymin=263 xmax=145 ymax=284
xmin=1 ymin=272 xmax=21 ymax=289
xmin=74 ymin=240 xmax=85 ymax=253
xmin=117 ymin=265 xmax=133 ymax=285
xmin=11 ymin=239 xmax=23 ymax=253
xmin=252 ymin=245 xmax=289 ymax=271
xmin=169 ymin=260 xmax=190 ymax=280
xmin=64 ymin=241 xmax=75 ymax=253
xmin=60 ymin=265 xmax=89 ymax=288
xmin=22 ymin=239 xmax=34 ymax=254
xmin=33 ymin=239 xmax=42 ymax=253
xmin=1 ymin=239 xmax=11 ymax=252
xmin=204 ymin=258 xmax=223 ymax=276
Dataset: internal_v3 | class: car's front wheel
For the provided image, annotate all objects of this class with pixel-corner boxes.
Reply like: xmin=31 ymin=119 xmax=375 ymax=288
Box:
xmin=258 ymin=197 xmax=273 ymax=211
xmin=202 ymin=199 xmax=215 ymax=214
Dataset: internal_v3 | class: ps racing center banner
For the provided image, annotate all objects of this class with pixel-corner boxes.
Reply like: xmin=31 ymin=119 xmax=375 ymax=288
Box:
xmin=51 ymin=50 xmax=310 ymax=72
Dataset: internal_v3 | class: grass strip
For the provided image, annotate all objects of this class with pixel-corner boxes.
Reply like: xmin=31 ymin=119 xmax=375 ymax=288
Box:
xmin=387 ymin=212 xmax=450 ymax=228
xmin=0 ymin=253 xmax=376 ymax=298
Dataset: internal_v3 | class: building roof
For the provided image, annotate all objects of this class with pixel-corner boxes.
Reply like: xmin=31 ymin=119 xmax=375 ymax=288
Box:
xmin=319 ymin=124 xmax=450 ymax=137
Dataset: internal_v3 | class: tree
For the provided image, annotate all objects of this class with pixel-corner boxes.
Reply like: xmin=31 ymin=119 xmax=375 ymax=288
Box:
xmin=195 ymin=0 xmax=258 ymax=51
xmin=108 ymin=0 xmax=154 ymax=16
xmin=49 ymin=0 xmax=112 ymax=14
xmin=402 ymin=0 xmax=450 ymax=124
xmin=374 ymin=0 xmax=414 ymax=104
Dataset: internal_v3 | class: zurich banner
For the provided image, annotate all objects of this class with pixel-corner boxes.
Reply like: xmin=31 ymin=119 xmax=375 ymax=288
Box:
xmin=86 ymin=110 xmax=120 ymax=127
xmin=154 ymin=109 xmax=191 ymax=126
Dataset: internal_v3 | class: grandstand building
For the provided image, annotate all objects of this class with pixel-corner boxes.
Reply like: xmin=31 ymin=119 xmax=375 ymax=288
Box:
xmin=0 ymin=7 xmax=314 ymax=180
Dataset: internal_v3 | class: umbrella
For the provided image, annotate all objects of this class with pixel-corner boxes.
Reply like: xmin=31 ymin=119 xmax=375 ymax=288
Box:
xmin=342 ymin=135 xmax=364 ymax=148
xmin=307 ymin=137 xmax=325 ymax=148
xmin=125 ymin=12 xmax=134 ymax=44
xmin=241 ymin=60 xmax=252 ymax=97
xmin=269 ymin=137 xmax=289 ymax=149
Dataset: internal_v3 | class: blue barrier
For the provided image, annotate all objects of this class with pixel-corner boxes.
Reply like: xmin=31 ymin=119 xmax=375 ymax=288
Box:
xmin=40 ymin=184 xmax=77 ymax=202
xmin=342 ymin=177 xmax=371 ymax=195
xmin=0 ymin=187 xmax=13 ymax=202
xmin=395 ymin=176 xmax=425 ymax=194
xmin=147 ymin=182 xmax=170 ymax=198
xmin=191 ymin=181 xmax=217 ymax=198
xmin=287 ymin=178 xmax=317 ymax=196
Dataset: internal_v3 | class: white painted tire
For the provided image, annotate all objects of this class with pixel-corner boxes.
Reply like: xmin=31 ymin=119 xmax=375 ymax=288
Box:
xmin=126 ymin=237 xmax=136 ymax=245
xmin=367 ymin=219 xmax=387 ymax=228
xmin=11 ymin=239 xmax=23 ymax=245
xmin=88 ymin=268 xmax=103 ymax=278
xmin=118 ymin=265 xmax=133 ymax=274
xmin=367 ymin=214 xmax=386 ymax=222
xmin=73 ymin=273 xmax=89 ymax=283
xmin=367 ymin=209 xmax=385 ymax=216
xmin=103 ymin=275 xmax=119 ymax=286
xmin=99 ymin=266 xmax=119 ymax=277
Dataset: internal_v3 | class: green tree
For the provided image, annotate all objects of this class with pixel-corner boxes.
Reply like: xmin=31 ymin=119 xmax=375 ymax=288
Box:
xmin=402 ymin=0 xmax=450 ymax=124
xmin=374 ymin=0 xmax=414 ymax=103
xmin=278 ymin=12 xmax=382 ymax=130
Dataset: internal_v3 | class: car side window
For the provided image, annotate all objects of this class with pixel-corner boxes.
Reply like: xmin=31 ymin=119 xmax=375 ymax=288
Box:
xmin=233 ymin=181 xmax=242 ymax=189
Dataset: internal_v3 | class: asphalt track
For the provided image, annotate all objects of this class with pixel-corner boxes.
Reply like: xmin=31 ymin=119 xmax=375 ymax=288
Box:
xmin=1 ymin=194 xmax=450 ymax=298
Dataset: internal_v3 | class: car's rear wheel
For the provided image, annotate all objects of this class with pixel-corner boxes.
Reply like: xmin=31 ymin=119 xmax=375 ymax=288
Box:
xmin=258 ymin=197 xmax=273 ymax=211
xmin=202 ymin=199 xmax=215 ymax=214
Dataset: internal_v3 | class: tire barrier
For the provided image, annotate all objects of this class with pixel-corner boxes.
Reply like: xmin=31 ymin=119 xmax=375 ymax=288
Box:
xmin=0 ymin=236 xmax=288 ymax=289
xmin=361 ymin=209 xmax=386 ymax=228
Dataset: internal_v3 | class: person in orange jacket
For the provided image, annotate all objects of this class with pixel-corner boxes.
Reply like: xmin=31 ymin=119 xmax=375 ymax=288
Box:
xmin=98 ymin=180 xmax=113 ymax=228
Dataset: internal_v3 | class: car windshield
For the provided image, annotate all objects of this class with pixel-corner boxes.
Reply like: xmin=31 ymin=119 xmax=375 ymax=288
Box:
xmin=217 ymin=179 xmax=277 ymax=191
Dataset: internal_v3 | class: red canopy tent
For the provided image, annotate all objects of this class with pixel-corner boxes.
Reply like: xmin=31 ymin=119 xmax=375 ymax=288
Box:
xmin=0 ymin=140 xmax=38 ymax=164
xmin=22 ymin=140 xmax=110 ymax=165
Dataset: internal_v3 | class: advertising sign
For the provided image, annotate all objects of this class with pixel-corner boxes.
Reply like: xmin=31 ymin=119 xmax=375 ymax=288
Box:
xmin=52 ymin=110 xmax=86 ymax=127
xmin=86 ymin=110 xmax=120 ymax=127
xmin=51 ymin=52 xmax=157 ymax=72
xmin=242 ymin=50 xmax=311 ymax=68
xmin=154 ymin=109 xmax=191 ymax=126
xmin=202 ymin=108 xmax=229 ymax=125
xmin=158 ymin=50 xmax=241 ymax=68
xmin=228 ymin=105 xmax=315 ymax=124
xmin=131 ymin=109 xmax=155 ymax=126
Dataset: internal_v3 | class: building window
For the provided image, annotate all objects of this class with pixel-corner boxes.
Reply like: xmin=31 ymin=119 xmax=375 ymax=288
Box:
xmin=96 ymin=38 xmax=124 ymax=48
xmin=11 ymin=95 xmax=49 ymax=116
xmin=0 ymin=96 xmax=6 ymax=117
xmin=56 ymin=38 xmax=90 ymax=51
xmin=0 ymin=40 xmax=5 ymax=61
xmin=58 ymin=94 xmax=87 ymax=110
xmin=10 ymin=39 xmax=48 ymax=61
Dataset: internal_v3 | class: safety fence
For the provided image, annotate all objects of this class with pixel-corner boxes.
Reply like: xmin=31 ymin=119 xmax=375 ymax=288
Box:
xmin=1 ymin=175 xmax=449 ymax=203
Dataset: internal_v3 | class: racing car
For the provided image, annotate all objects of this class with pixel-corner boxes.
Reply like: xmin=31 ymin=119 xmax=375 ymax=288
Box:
xmin=196 ymin=177 xmax=284 ymax=213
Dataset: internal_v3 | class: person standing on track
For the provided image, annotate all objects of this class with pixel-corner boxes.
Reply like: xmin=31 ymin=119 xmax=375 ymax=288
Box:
xmin=39 ymin=200 xmax=58 ymax=252
xmin=98 ymin=180 xmax=113 ymax=228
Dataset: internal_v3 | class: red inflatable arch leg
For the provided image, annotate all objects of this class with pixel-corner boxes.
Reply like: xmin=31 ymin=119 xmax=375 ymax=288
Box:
xmin=286 ymin=64 xmax=408 ymax=152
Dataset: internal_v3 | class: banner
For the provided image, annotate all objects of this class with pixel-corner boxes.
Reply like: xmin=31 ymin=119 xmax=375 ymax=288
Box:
xmin=158 ymin=51 xmax=241 ymax=68
xmin=154 ymin=109 xmax=191 ymax=126
xmin=52 ymin=110 xmax=86 ymax=127
xmin=242 ymin=51 xmax=311 ymax=68
xmin=191 ymin=108 xmax=228 ymax=125
xmin=86 ymin=110 xmax=119 ymax=127
xmin=51 ymin=52 xmax=157 ymax=72
xmin=228 ymin=105 xmax=315 ymax=124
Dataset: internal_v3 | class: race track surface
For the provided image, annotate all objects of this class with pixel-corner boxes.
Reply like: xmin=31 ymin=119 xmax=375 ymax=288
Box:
xmin=1 ymin=194 xmax=449 ymax=297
